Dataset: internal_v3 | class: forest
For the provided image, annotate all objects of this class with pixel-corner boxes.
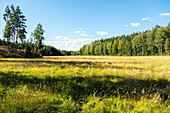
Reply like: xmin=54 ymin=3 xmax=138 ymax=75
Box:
xmin=79 ymin=24 xmax=170 ymax=56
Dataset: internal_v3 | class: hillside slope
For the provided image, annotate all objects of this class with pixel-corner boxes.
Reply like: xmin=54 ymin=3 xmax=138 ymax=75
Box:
xmin=0 ymin=46 xmax=25 ymax=58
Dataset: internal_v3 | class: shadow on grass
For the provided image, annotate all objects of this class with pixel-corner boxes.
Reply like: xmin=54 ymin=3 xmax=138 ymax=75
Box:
xmin=0 ymin=60 xmax=144 ymax=70
xmin=0 ymin=71 xmax=169 ymax=102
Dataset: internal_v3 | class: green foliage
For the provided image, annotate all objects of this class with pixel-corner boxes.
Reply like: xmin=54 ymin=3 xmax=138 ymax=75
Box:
xmin=165 ymin=38 xmax=170 ymax=55
xmin=4 ymin=21 xmax=11 ymax=43
xmin=112 ymin=39 xmax=118 ymax=55
xmin=31 ymin=23 xmax=45 ymax=57
xmin=83 ymin=45 xmax=90 ymax=55
xmin=79 ymin=23 xmax=170 ymax=56
xmin=132 ymin=33 xmax=147 ymax=56
xmin=93 ymin=42 xmax=103 ymax=55
xmin=155 ymin=27 xmax=165 ymax=55
xmin=90 ymin=44 xmax=95 ymax=55
xmin=0 ymin=40 xmax=63 ymax=58
xmin=3 ymin=5 xmax=27 ymax=44
xmin=118 ymin=38 xmax=124 ymax=55
xmin=32 ymin=23 xmax=44 ymax=49
xmin=103 ymin=42 xmax=107 ymax=55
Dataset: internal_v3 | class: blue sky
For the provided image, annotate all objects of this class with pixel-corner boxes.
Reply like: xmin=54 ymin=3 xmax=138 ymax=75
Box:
xmin=0 ymin=0 xmax=170 ymax=51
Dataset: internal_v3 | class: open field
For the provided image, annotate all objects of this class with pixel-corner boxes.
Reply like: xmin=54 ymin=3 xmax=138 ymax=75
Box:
xmin=0 ymin=56 xmax=170 ymax=112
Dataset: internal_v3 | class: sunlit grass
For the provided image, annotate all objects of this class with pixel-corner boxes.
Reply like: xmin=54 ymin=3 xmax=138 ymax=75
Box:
xmin=0 ymin=56 xmax=169 ymax=112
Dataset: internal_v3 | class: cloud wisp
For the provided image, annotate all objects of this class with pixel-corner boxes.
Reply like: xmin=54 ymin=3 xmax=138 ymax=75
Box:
xmin=126 ymin=17 xmax=153 ymax=28
xmin=75 ymin=31 xmax=81 ymax=33
xmin=141 ymin=17 xmax=153 ymax=22
xmin=79 ymin=34 xmax=93 ymax=37
xmin=96 ymin=31 xmax=109 ymax=36
xmin=130 ymin=23 xmax=140 ymax=27
xmin=56 ymin=36 xmax=69 ymax=40
xmin=124 ymin=25 xmax=128 ymax=27
xmin=75 ymin=28 xmax=93 ymax=37
xmin=160 ymin=13 xmax=170 ymax=16
xmin=142 ymin=17 xmax=150 ymax=21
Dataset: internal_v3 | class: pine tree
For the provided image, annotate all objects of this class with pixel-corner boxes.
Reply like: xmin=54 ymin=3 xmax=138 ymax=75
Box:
xmin=118 ymin=39 xmax=123 ymax=55
xmin=3 ymin=5 xmax=12 ymax=43
xmin=112 ymin=40 xmax=118 ymax=55
xmin=3 ymin=5 xmax=27 ymax=43
xmin=103 ymin=42 xmax=107 ymax=55
xmin=99 ymin=42 xmax=103 ymax=55
xmin=94 ymin=44 xmax=100 ymax=55
xmin=32 ymin=23 xmax=45 ymax=56
xmin=146 ymin=30 xmax=155 ymax=55
xmin=165 ymin=38 xmax=170 ymax=55
xmin=107 ymin=41 xmax=113 ymax=55
xmin=90 ymin=44 xmax=95 ymax=55
xmin=4 ymin=21 xmax=12 ymax=43
xmin=3 ymin=5 xmax=11 ymax=22
xmin=163 ymin=23 xmax=170 ymax=55
xmin=155 ymin=27 xmax=164 ymax=55
xmin=125 ymin=39 xmax=132 ymax=56
xmin=15 ymin=6 xmax=27 ymax=43
xmin=83 ymin=45 xmax=89 ymax=55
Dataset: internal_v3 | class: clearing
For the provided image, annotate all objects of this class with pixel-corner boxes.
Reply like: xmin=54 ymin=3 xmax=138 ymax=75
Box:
xmin=0 ymin=56 xmax=169 ymax=112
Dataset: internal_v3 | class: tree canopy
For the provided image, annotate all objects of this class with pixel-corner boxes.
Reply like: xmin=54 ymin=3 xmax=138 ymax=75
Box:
xmin=79 ymin=23 xmax=170 ymax=56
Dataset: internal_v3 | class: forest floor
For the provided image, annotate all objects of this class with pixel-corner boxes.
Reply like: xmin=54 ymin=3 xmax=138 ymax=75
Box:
xmin=0 ymin=56 xmax=169 ymax=112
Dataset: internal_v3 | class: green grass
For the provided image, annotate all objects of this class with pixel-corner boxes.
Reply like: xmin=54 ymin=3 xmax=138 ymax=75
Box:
xmin=0 ymin=56 xmax=169 ymax=112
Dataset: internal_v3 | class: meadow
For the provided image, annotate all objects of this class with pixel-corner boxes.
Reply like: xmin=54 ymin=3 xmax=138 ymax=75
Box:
xmin=0 ymin=56 xmax=169 ymax=112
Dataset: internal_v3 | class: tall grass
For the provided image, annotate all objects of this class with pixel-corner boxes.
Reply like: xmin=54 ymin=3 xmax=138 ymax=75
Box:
xmin=0 ymin=56 xmax=169 ymax=112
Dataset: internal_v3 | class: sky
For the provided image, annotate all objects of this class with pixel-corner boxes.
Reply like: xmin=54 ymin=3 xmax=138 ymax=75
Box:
xmin=0 ymin=0 xmax=170 ymax=51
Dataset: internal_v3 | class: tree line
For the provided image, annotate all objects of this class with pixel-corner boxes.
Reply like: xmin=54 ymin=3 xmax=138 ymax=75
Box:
xmin=1 ymin=5 xmax=63 ymax=57
xmin=79 ymin=24 xmax=170 ymax=56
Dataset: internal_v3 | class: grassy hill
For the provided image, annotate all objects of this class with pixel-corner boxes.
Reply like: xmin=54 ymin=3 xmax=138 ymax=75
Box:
xmin=0 ymin=46 xmax=25 ymax=58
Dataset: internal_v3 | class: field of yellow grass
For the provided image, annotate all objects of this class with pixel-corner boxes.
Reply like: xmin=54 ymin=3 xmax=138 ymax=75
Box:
xmin=0 ymin=56 xmax=169 ymax=112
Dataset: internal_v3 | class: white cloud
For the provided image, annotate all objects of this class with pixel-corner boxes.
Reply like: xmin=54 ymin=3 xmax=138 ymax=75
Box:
xmin=74 ymin=38 xmax=97 ymax=42
xmin=79 ymin=34 xmax=86 ymax=36
xmin=125 ymin=25 xmax=128 ymax=27
xmin=79 ymin=34 xmax=93 ymax=37
xmin=96 ymin=31 xmax=109 ymax=36
xmin=45 ymin=38 xmax=99 ymax=51
xmin=56 ymin=36 xmax=69 ymax=40
xmin=75 ymin=31 xmax=81 ymax=33
xmin=130 ymin=23 xmax=140 ymax=27
xmin=75 ymin=30 xmax=86 ymax=34
xmin=79 ymin=28 xmax=82 ymax=30
xmin=150 ymin=19 xmax=153 ymax=22
xmin=160 ymin=13 xmax=170 ymax=16
xmin=142 ymin=17 xmax=150 ymax=21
